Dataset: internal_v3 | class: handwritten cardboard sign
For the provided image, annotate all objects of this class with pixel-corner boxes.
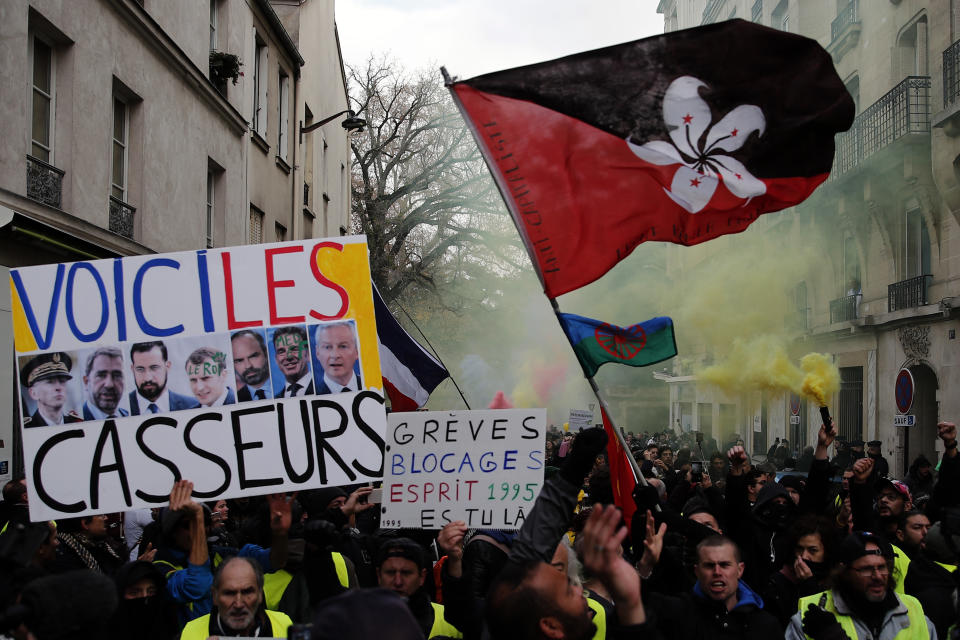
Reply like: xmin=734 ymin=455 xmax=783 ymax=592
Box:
xmin=382 ymin=409 xmax=546 ymax=530
xmin=10 ymin=237 xmax=386 ymax=521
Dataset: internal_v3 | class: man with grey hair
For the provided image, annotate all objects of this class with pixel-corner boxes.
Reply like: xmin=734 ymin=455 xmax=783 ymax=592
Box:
xmin=179 ymin=556 xmax=293 ymax=639
xmin=82 ymin=346 xmax=128 ymax=420
xmin=314 ymin=321 xmax=362 ymax=394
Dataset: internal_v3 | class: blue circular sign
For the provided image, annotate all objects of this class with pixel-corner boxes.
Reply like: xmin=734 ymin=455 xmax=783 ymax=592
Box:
xmin=895 ymin=369 xmax=914 ymax=414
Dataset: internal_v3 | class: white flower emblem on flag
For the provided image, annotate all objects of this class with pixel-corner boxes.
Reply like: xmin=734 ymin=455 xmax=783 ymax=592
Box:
xmin=628 ymin=75 xmax=767 ymax=213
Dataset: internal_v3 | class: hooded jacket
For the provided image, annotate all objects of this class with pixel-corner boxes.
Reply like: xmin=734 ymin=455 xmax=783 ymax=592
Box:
xmin=726 ymin=478 xmax=796 ymax=591
xmin=648 ymin=579 xmax=782 ymax=640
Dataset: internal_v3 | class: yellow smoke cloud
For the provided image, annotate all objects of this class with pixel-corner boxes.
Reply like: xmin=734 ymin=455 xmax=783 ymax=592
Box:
xmin=664 ymin=231 xmax=840 ymax=405
xmin=700 ymin=337 xmax=838 ymax=404
xmin=800 ymin=352 xmax=840 ymax=406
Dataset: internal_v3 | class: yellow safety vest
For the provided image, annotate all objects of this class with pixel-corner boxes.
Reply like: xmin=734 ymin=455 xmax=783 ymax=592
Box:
xmin=797 ymin=590 xmax=927 ymax=640
xmin=262 ymin=552 xmax=350 ymax=610
xmin=890 ymin=544 xmax=909 ymax=594
xmin=428 ymin=602 xmax=463 ymax=639
xmin=179 ymin=609 xmax=292 ymax=640
xmin=587 ymin=596 xmax=607 ymax=640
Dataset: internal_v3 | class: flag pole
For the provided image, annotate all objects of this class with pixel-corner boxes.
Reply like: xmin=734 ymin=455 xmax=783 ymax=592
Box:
xmin=393 ymin=298 xmax=472 ymax=410
xmin=445 ymin=67 xmax=650 ymax=497
xmin=547 ymin=297 xmax=649 ymax=491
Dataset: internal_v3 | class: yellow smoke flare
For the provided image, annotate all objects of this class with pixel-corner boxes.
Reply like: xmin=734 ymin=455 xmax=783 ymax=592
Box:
xmin=800 ymin=352 xmax=840 ymax=406
xmin=700 ymin=336 xmax=839 ymax=404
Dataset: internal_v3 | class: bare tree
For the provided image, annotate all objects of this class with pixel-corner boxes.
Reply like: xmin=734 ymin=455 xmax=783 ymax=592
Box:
xmin=349 ymin=58 xmax=522 ymax=307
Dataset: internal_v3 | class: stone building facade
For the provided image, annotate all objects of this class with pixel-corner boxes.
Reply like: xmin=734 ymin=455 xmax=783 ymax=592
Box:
xmin=0 ymin=0 xmax=354 ymax=482
xmin=657 ymin=0 xmax=960 ymax=474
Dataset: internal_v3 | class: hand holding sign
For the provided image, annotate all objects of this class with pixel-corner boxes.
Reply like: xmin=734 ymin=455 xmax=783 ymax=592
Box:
xmin=267 ymin=492 xmax=297 ymax=534
xmin=437 ymin=520 xmax=468 ymax=578
xmin=169 ymin=479 xmax=200 ymax=516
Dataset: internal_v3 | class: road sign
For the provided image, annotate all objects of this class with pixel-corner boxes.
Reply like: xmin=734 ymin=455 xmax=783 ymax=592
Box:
xmin=895 ymin=369 xmax=914 ymax=414
xmin=894 ymin=414 xmax=916 ymax=427
xmin=789 ymin=415 xmax=800 ymax=425
xmin=790 ymin=395 xmax=802 ymax=416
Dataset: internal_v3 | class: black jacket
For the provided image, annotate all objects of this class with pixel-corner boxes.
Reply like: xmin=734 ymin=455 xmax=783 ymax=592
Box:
xmin=648 ymin=582 xmax=782 ymax=640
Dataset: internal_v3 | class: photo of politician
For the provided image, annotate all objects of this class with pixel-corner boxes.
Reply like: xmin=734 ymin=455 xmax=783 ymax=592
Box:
xmin=310 ymin=321 xmax=363 ymax=395
xmin=77 ymin=346 xmax=130 ymax=420
xmin=18 ymin=351 xmax=84 ymax=427
xmin=231 ymin=329 xmax=274 ymax=402
xmin=127 ymin=341 xmax=200 ymax=415
xmin=268 ymin=325 xmax=313 ymax=398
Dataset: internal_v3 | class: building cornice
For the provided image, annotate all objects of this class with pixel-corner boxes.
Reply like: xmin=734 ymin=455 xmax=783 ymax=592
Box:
xmin=258 ymin=0 xmax=305 ymax=72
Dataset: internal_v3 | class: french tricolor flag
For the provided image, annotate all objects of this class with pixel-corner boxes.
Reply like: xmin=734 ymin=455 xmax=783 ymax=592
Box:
xmin=373 ymin=284 xmax=449 ymax=411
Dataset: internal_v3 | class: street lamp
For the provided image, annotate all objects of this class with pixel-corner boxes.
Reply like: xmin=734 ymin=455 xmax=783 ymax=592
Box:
xmin=299 ymin=109 xmax=366 ymax=143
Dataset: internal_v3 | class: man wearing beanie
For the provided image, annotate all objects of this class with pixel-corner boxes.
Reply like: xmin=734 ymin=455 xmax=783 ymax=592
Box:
xmin=786 ymin=531 xmax=935 ymax=640
xmin=375 ymin=537 xmax=462 ymax=638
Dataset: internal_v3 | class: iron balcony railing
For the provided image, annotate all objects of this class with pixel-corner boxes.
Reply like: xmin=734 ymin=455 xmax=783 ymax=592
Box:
xmin=702 ymin=0 xmax=723 ymax=24
xmin=888 ymin=274 xmax=931 ymax=312
xmin=830 ymin=295 xmax=859 ymax=323
xmin=752 ymin=0 xmax=762 ymax=22
xmin=26 ymin=155 xmax=64 ymax=208
xmin=831 ymin=0 xmax=859 ymax=42
xmin=832 ymin=76 xmax=931 ymax=178
xmin=109 ymin=195 xmax=136 ymax=239
xmin=943 ymin=40 xmax=960 ymax=107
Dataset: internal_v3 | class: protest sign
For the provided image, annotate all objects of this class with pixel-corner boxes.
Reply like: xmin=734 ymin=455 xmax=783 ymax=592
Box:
xmin=382 ymin=408 xmax=546 ymax=530
xmin=568 ymin=408 xmax=593 ymax=431
xmin=10 ymin=237 xmax=387 ymax=521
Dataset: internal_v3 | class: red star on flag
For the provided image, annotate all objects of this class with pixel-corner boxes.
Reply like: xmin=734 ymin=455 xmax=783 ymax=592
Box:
xmin=690 ymin=177 xmax=701 ymax=187
xmin=735 ymin=173 xmax=742 ymax=180
xmin=731 ymin=128 xmax=739 ymax=136
xmin=682 ymin=113 xmax=693 ymax=124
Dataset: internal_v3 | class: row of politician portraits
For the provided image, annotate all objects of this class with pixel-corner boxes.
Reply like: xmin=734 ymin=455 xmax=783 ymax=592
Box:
xmin=17 ymin=321 xmax=363 ymax=428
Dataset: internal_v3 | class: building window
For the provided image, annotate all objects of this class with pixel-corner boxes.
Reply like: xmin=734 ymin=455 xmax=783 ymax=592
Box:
xmin=253 ymin=39 xmax=268 ymax=137
xmin=250 ymin=205 xmax=264 ymax=243
xmin=794 ymin=281 xmax=808 ymax=331
xmin=303 ymin=104 xmax=314 ymax=210
xmin=843 ymin=234 xmax=860 ymax=293
xmin=904 ymin=201 xmax=931 ymax=279
xmin=771 ymin=0 xmax=788 ymax=32
xmin=844 ymin=75 xmax=860 ymax=114
xmin=897 ymin=15 xmax=928 ymax=77
xmin=209 ymin=0 xmax=218 ymax=50
xmin=303 ymin=212 xmax=313 ymax=240
xmin=206 ymin=170 xmax=215 ymax=248
xmin=838 ymin=366 xmax=863 ymax=443
xmin=278 ymin=70 xmax=289 ymax=161
xmin=31 ymin=37 xmax=54 ymax=163
xmin=275 ymin=221 xmax=287 ymax=242
xmin=111 ymin=98 xmax=128 ymax=201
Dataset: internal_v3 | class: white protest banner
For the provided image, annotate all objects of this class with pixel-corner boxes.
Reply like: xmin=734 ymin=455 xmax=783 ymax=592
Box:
xmin=382 ymin=408 xmax=546 ymax=530
xmin=568 ymin=408 xmax=593 ymax=431
xmin=10 ymin=237 xmax=387 ymax=521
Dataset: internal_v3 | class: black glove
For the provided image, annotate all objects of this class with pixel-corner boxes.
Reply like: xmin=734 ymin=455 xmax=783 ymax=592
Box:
xmin=559 ymin=427 xmax=607 ymax=486
xmin=801 ymin=603 xmax=851 ymax=640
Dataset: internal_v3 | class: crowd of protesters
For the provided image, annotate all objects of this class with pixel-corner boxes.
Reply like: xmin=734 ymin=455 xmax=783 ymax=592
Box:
xmin=0 ymin=417 xmax=958 ymax=639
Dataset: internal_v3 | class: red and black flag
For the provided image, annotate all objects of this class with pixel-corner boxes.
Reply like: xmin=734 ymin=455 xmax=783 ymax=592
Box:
xmin=448 ymin=19 xmax=855 ymax=298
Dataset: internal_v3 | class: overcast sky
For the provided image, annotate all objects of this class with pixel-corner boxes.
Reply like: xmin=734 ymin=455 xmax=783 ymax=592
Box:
xmin=336 ymin=0 xmax=665 ymax=79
